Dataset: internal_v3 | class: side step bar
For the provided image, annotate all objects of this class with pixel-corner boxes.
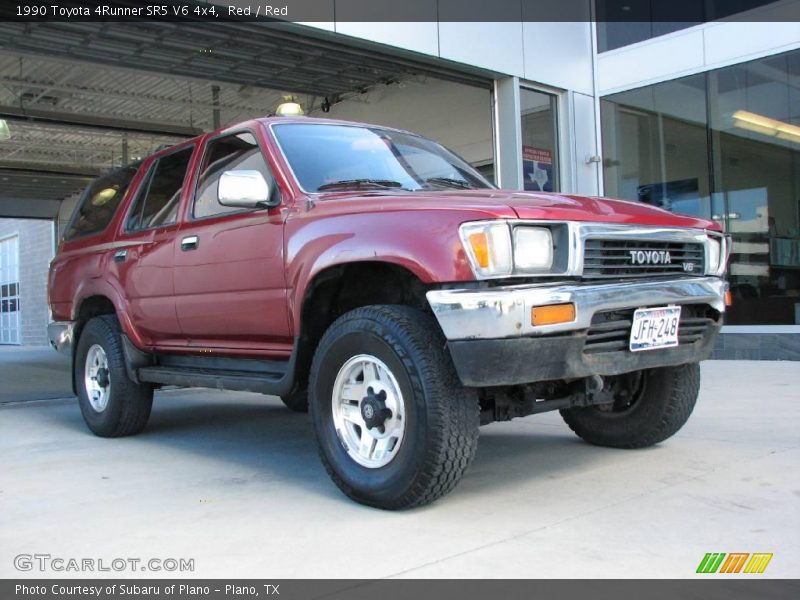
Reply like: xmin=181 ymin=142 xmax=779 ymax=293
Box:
xmin=122 ymin=335 xmax=297 ymax=397
xmin=137 ymin=366 xmax=292 ymax=396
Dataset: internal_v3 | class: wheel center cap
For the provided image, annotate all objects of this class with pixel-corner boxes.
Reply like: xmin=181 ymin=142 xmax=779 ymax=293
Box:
xmin=95 ymin=368 xmax=110 ymax=388
xmin=361 ymin=387 xmax=392 ymax=430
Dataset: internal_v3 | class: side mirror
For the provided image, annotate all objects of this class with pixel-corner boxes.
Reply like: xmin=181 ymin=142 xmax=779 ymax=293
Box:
xmin=218 ymin=170 xmax=279 ymax=208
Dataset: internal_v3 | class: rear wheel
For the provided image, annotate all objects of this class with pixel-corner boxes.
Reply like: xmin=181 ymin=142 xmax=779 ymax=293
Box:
xmin=309 ymin=305 xmax=479 ymax=510
xmin=560 ymin=363 xmax=700 ymax=448
xmin=75 ymin=315 xmax=153 ymax=437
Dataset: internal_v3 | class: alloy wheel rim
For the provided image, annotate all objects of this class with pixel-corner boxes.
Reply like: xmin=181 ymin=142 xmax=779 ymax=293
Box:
xmin=331 ymin=354 xmax=406 ymax=469
xmin=84 ymin=344 xmax=111 ymax=412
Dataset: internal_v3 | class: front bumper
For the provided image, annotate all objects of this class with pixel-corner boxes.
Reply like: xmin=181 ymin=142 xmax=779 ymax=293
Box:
xmin=426 ymin=277 xmax=725 ymax=386
xmin=47 ymin=321 xmax=74 ymax=356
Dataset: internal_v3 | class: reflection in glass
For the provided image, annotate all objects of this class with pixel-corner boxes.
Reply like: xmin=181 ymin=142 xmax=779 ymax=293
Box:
xmin=601 ymin=50 xmax=800 ymax=325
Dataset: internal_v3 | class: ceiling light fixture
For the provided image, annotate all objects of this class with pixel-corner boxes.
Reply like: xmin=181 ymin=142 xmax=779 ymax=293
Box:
xmin=732 ymin=110 xmax=800 ymax=144
xmin=275 ymin=96 xmax=304 ymax=117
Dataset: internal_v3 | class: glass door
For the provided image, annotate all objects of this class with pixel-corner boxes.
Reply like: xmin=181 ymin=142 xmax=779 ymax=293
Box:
xmin=520 ymin=88 xmax=559 ymax=192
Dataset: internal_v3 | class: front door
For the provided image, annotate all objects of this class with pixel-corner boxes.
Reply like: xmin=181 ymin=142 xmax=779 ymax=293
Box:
xmin=173 ymin=131 xmax=291 ymax=357
xmin=113 ymin=145 xmax=195 ymax=347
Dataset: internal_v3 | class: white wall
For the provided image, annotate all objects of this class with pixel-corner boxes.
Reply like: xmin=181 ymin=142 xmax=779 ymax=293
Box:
xmin=334 ymin=22 xmax=440 ymax=56
xmin=324 ymin=20 xmax=596 ymax=94
xmin=312 ymin=78 xmax=494 ymax=165
xmin=522 ymin=22 xmax=594 ymax=95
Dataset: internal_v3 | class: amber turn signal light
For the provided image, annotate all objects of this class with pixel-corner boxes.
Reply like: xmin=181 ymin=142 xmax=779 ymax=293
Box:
xmin=531 ymin=303 xmax=576 ymax=326
xmin=724 ymin=289 xmax=733 ymax=307
xmin=467 ymin=232 xmax=490 ymax=269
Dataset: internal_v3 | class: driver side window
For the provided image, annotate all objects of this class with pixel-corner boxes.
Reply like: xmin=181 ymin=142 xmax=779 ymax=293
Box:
xmin=193 ymin=132 xmax=276 ymax=219
xmin=126 ymin=146 xmax=194 ymax=231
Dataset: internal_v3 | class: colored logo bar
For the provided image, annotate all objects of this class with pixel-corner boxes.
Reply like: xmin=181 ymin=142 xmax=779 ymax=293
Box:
xmin=696 ymin=553 xmax=773 ymax=574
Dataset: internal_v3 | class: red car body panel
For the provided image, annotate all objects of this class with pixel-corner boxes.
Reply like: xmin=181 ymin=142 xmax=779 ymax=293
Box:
xmin=49 ymin=116 xmax=721 ymax=358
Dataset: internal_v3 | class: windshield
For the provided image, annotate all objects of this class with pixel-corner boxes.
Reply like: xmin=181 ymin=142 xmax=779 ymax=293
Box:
xmin=271 ymin=123 xmax=493 ymax=193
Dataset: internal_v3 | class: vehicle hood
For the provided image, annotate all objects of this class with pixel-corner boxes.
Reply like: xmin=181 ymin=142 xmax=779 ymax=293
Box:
xmin=311 ymin=189 xmax=719 ymax=230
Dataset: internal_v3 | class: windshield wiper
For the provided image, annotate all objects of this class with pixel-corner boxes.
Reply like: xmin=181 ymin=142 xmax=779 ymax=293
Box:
xmin=317 ymin=179 xmax=406 ymax=191
xmin=424 ymin=177 xmax=474 ymax=190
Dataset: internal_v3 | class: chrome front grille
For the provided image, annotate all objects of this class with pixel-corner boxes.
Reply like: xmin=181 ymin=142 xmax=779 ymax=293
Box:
xmin=583 ymin=239 xmax=705 ymax=279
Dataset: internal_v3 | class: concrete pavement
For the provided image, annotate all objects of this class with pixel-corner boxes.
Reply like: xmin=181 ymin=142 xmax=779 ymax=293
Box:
xmin=0 ymin=346 xmax=72 ymax=403
xmin=0 ymin=360 xmax=797 ymax=578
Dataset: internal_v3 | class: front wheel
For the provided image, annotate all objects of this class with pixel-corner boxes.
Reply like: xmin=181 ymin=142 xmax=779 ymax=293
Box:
xmin=560 ymin=363 xmax=700 ymax=449
xmin=309 ymin=305 xmax=479 ymax=510
xmin=75 ymin=315 xmax=153 ymax=437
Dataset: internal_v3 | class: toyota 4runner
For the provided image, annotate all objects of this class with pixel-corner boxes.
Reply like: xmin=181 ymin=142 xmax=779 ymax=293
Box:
xmin=48 ymin=117 xmax=729 ymax=509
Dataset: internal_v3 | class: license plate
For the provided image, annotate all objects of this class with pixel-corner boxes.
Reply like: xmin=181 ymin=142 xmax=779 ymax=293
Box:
xmin=630 ymin=306 xmax=681 ymax=352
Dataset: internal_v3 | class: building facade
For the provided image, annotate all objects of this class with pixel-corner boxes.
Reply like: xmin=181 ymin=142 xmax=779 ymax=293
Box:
xmin=300 ymin=2 xmax=799 ymax=358
xmin=0 ymin=1 xmax=798 ymax=358
xmin=594 ymin=6 xmax=800 ymax=358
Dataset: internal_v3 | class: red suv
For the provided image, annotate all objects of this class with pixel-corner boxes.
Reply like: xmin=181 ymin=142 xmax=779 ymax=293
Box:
xmin=48 ymin=117 xmax=729 ymax=509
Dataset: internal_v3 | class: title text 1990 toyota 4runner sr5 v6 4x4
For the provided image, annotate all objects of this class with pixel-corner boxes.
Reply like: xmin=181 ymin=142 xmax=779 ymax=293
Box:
xmin=48 ymin=117 xmax=730 ymax=509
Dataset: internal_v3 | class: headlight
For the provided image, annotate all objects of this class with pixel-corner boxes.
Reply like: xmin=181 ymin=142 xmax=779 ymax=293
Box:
xmin=705 ymin=236 xmax=725 ymax=275
xmin=513 ymin=227 xmax=553 ymax=271
xmin=460 ymin=221 xmax=513 ymax=278
xmin=460 ymin=222 xmax=557 ymax=278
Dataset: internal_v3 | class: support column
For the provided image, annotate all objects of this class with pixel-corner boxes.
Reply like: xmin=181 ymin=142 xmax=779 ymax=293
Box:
xmin=212 ymin=85 xmax=221 ymax=130
xmin=121 ymin=133 xmax=129 ymax=166
xmin=493 ymin=76 xmax=523 ymax=190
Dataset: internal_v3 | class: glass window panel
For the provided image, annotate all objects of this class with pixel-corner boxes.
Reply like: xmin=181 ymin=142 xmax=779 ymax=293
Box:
xmin=709 ymin=51 xmax=800 ymax=325
xmin=127 ymin=147 xmax=194 ymax=231
xmin=600 ymin=74 xmax=712 ymax=219
xmin=194 ymin=132 xmax=277 ymax=219
xmin=601 ymin=50 xmax=800 ymax=325
xmin=520 ymin=89 xmax=559 ymax=192
xmin=64 ymin=164 xmax=139 ymax=240
xmin=596 ymin=0 xmax=778 ymax=52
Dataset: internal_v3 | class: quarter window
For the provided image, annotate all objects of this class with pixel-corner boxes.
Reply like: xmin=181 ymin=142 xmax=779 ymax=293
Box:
xmin=194 ymin=132 xmax=276 ymax=219
xmin=64 ymin=165 xmax=139 ymax=240
xmin=127 ymin=147 xmax=194 ymax=231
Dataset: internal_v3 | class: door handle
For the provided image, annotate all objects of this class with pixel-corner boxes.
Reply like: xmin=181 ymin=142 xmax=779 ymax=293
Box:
xmin=181 ymin=235 xmax=199 ymax=251
xmin=113 ymin=249 xmax=127 ymax=262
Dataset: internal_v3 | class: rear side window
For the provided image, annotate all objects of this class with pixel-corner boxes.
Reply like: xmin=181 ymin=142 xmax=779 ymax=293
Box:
xmin=127 ymin=147 xmax=194 ymax=231
xmin=64 ymin=165 xmax=139 ymax=240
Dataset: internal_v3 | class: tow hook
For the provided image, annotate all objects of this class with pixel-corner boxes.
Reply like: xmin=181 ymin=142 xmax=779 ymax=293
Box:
xmin=586 ymin=375 xmax=604 ymax=394
xmin=581 ymin=375 xmax=615 ymax=407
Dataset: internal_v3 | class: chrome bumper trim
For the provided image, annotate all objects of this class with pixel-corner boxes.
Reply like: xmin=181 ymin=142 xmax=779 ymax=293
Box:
xmin=426 ymin=277 xmax=726 ymax=340
xmin=47 ymin=321 xmax=74 ymax=355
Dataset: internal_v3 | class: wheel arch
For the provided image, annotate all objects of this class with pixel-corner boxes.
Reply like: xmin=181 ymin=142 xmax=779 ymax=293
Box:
xmin=290 ymin=260 xmax=434 ymax=397
xmin=70 ymin=295 xmax=121 ymax=395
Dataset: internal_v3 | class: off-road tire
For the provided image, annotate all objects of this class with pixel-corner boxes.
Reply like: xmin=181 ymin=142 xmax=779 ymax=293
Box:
xmin=309 ymin=305 xmax=479 ymax=510
xmin=75 ymin=315 xmax=153 ymax=437
xmin=560 ymin=363 xmax=700 ymax=448
xmin=280 ymin=388 xmax=308 ymax=413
